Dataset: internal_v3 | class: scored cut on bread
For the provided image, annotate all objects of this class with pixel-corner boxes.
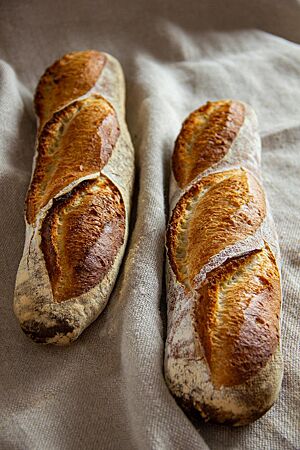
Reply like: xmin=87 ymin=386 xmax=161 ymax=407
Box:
xmin=165 ymin=100 xmax=283 ymax=426
xmin=14 ymin=51 xmax=134 ymax=345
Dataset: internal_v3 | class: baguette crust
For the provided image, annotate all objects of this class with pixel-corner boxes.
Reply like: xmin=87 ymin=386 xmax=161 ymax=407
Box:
xmin=165 ymin=100 xmax=283 ymax=425
xmin=173 ymin=101 xmax=245 ymax=188
xmin=194 ymin=246 xmax=281 ymax=388
xmin=14 ymin=51 xmax=134 ymax=344
xmin=167 ymin=169 xmax=266 ymax=286
xmin=35 ymin=50 xmax=106 ymax=128
xmin=26 ymin=95 xmax=120 ymax=224
xmin=41 ymin=176 xmax=125 ymax=302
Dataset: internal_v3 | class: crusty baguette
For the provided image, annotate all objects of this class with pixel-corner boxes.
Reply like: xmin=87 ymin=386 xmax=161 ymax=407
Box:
xmin=165 ymin=100 xmax=283 ymax=425
xmin=14 ymin=51 xmax=134 ymax=345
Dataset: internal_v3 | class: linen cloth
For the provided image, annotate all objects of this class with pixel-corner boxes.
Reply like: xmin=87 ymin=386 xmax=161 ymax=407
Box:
xmin=0 ymin=1 xmax=299 ymax=449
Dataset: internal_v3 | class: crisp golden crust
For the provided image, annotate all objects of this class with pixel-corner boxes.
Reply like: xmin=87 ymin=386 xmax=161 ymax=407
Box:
xmin=193 ymin=246 xmax=281 ymax=388
xmin=35 ymin=50 xmax=106 ymax=127
xmin=166 ymin=100 xmax=283 ymax=425
xmin=167 ymin=169 xmax=266 ymax=286
xmin=26 ymin=95 xmax=120 ymax=224
xmin=14 ymin=52 xmax=135 ymax=346
xmin=173 ymin=100 xmax=245 ymax=188
xmin=41 ymin=176 xmax=125 ymax=303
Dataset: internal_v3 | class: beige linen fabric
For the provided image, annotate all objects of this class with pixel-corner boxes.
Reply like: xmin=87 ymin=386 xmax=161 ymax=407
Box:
xmin=0 ymin=1 xmax=299 ymax=449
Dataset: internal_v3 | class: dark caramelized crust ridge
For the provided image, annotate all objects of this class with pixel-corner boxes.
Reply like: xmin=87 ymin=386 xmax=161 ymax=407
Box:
xmin=26 ymin=95 xmax=120 ymax=224
xmin=173 ymin=100 xmax=245 ymax=188
xmin=41 ymin=175 xmax=125 ymax=302
xmin=35 ymin=50 xmax=106 ymax=128
xmin=193 ymin=245 xmax=281 ymax=387
xmin=167 ymin=168 xmax=266 ymax=287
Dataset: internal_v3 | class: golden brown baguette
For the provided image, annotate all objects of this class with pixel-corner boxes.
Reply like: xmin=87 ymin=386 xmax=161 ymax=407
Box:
xmin=165 ymin=100 xmax=283 ymax=426
xmin=14 ymin=51 xmax=134 ymax=345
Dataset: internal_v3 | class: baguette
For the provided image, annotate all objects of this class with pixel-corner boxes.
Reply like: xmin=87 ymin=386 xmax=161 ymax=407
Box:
xmin=14 ymin=51 xmax=134 ymax=345
xmin=165 ymin=100 xmax=283 ymax=425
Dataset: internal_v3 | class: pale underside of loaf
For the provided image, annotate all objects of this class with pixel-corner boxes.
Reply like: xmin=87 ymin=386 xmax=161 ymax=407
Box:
xmin=165 ymin=101 xmax=283 ymax=425
xmin=14 ymin=53 xmax=134 ymax=344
